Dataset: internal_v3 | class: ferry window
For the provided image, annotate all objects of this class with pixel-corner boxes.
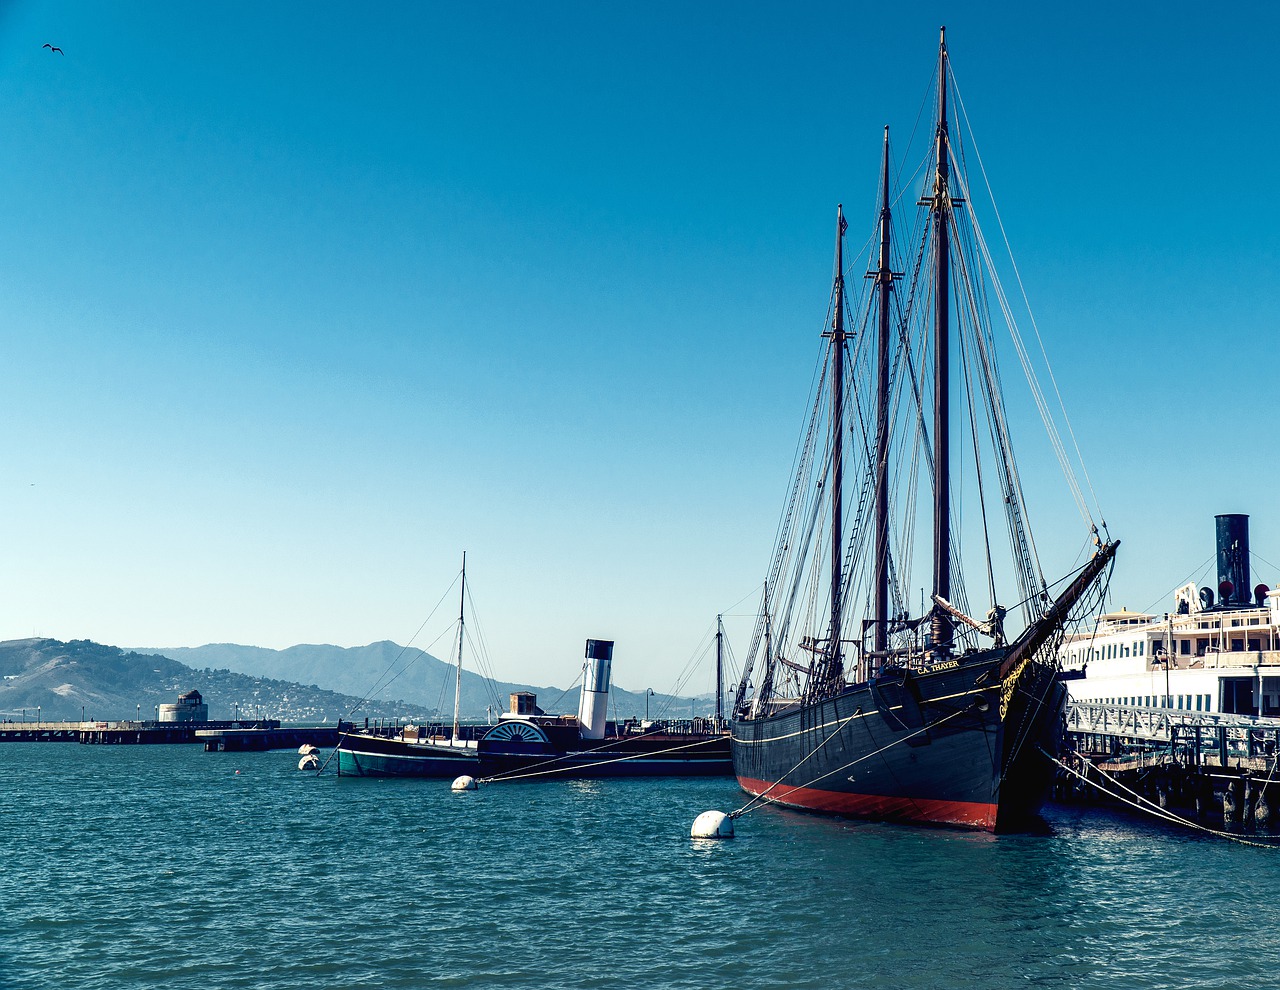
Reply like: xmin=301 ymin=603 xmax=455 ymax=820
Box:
xmin=1204 ymin=694 xmax=1212 ymax=711
xmin=1121 ymin=644 xmax=1129 ymax=658
xmin=1181 ymin=640 xmax=1191 ymax=655
xmin=1231 ymin=639 xmax=1244 ymax=651
xmin=1249 ymin=639 xmax=1260 ymax=651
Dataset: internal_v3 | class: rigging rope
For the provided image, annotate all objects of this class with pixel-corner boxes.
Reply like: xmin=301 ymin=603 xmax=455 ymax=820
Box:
xmin=729 ymin=703 xmax=974 ymax=820
xmin=1045 ymin=747 xmax=1280 ymax=850
xmin=477 ymin=734 xmax=726 ymax=784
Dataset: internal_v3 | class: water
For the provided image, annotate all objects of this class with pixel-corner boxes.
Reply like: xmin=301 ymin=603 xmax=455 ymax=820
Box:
xmin=2 ymin=743 xmax=1278 ymax=990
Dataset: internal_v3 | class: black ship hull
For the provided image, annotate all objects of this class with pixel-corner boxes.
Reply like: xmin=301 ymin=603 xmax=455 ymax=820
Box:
xmin=336 ymin=722 xmax=732 ymax=779
xmin=336 ymin=730 xmax=480 ymax=777
xmin=478 ymin=720 xmax=732 ymax=779
xmin=731 ymin=648 xmax=1065 ymax=832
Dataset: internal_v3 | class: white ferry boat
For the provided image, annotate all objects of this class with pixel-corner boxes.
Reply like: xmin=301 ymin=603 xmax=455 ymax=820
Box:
xmin=1060 ymin=514 xmax=1280 ymax=718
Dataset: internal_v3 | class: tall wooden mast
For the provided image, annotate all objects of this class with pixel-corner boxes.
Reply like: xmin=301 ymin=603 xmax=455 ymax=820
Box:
xmin=715 ymin=614 xmax=724 ymax=724
xmin=829 ymin=205 xmax=847 ymax=679
xmin=873 ymin=127 xmax=894 ymax=663
xmin=929 ymin=27 xmax=953 ymax=657
xmin=452 ymin=551 xmax=466 ymax=740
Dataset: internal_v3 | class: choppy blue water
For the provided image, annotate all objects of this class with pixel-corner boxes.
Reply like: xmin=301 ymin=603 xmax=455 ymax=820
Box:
xmin=2 ymin=743 xmax=1278 ymax=989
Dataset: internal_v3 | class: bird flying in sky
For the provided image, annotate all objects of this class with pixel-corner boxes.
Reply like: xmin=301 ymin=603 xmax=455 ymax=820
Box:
xmin=42 ymin=43 xmax=63 ymax=55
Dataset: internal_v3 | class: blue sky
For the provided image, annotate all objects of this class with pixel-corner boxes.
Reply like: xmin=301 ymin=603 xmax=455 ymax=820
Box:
xmin=0 ymin=1 xmax=1276 ymax=692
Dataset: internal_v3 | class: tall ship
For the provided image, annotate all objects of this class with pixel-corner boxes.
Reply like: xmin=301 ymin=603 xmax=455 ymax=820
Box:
xmin=1060 ymin=513 xmax=1280 ymax=718
xmin=730 ymin=30 xmax=1118 ymax=832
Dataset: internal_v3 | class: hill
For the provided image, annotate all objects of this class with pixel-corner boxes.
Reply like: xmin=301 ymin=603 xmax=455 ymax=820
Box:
xmin=148 ymin=641 xmax=714 ymax=721
xmin=0 ymin=638 xmax=717 ymax=723
xmin=0 ymin=638 xmax=434 ymax=723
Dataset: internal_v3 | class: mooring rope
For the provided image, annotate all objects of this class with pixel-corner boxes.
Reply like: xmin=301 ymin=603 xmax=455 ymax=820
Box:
xmin=476 ymin=734 xmax=727 ymax=784
xmin=729 ymin=703 xmax=975 ymax=820
xmin=1044 ymin=747 xmax=1280 ymax=850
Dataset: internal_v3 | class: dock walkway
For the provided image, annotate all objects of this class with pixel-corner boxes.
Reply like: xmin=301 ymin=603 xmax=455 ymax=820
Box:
xmin=1063 ymin=701 xmax=1280 ymax=831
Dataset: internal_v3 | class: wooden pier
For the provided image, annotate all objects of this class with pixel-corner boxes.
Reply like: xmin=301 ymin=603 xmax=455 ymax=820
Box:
xmin=0 ymin=718 xmax=311 ymax=746
xmin=1063 ymin=702 xmax=1280 ymax=832
xmin=197 ymin=724 xmax=348 ymax=752
xmin=0 ymin=720 xmax=83 ymax=742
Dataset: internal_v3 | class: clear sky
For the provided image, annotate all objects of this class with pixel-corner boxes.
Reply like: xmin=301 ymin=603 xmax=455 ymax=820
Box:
xmin=0 ymin=1 xmax=1276 ymax=693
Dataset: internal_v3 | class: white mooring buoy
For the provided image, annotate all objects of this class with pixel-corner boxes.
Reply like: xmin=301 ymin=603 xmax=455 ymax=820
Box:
xmin=451 ymin=775 xmax=478 ymax=791
xmin=298 ymin=743 xmax=318 ymax=755
xmin=298 ymin=753 xmax=320 ymax=771
xmin=690 ymin=810 xmax=734 ymax=839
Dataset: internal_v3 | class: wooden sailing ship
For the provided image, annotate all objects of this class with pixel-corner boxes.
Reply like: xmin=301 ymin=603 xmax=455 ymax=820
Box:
xmin=730 ymin=30 xmax=1118 ymax=832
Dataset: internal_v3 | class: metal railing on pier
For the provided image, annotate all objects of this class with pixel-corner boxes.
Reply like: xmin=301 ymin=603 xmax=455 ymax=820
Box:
xmin=1067 ymin=701 xmax=1280 ymax=772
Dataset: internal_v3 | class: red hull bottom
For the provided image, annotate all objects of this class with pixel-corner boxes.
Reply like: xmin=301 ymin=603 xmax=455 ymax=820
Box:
xmin=737 ymin=774 xmax=998 ymax=832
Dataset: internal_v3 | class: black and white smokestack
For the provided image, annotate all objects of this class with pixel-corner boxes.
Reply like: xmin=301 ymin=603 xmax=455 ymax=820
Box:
xmin=1215 ymin=513 xmax=1251 ymax=607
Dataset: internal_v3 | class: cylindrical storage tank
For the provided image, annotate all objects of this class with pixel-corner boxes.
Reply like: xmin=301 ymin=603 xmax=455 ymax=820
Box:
xmin=577 ymin=639 xmax=614 ymax=740
xmin=158 ymin=689 xmax=209 ymax=723
xmin=1216 ymin=514 xmax=1251 ymax=607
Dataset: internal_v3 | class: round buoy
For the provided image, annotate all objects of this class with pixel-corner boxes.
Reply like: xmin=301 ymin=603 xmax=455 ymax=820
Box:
xmin=298 ymin=744 xmax=318 ymax=756
xmin=690 ymin=810 xmax=734 ymax=839
xmin=298 ymin=754 xmax=320 ymax=771
xmin=451 ymin=775 xmax=478 ymax=791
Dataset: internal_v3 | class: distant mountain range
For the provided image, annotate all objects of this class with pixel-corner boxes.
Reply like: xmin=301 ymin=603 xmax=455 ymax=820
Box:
xmin=0 ymin=638 xmax=427 ymax=724
xmin=150 ymin=641 xmax=709 ymax=721
xmin=0 ymin=637 xmax=713 ymax=723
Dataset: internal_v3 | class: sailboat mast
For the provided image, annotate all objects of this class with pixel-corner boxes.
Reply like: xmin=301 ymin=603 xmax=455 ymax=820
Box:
xmin=929 ymin=27 xmax=953 ymax=657
xmin=453 ymin=551 xmax=466 ymax=740
xmin=715 ymin=614 xmax=724 ymax=724
xmin=873 ymin=127 xmax=893 ymax=662
xmin=829 ymin=205 xmax=847 ymax=677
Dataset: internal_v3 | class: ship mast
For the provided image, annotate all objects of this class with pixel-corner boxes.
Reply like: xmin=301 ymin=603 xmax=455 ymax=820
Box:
xmin=873 ymin=127 xmax=894 ymax=664
xmin=452 ymin=551 xmax=466 ymax=741
xmin=828 ymin=205 xmax=847 ymax=683
xmin=715 ymin=614 xmax=724 ymax=725
xmin=929 ymin=27 xmax=953 ymax=658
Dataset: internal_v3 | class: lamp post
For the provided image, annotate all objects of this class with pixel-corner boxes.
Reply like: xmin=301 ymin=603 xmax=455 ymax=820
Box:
xmin=37 ymin=705 xmax=40 ymax=728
